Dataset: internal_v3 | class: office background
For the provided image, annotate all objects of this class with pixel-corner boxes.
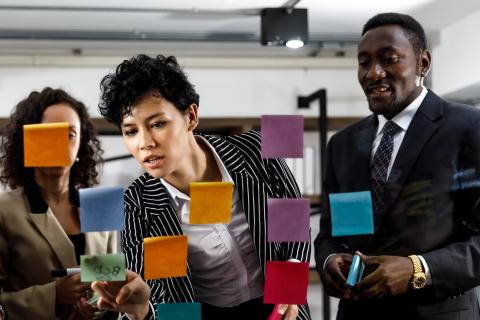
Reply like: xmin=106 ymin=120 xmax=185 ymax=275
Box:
xmin=0 ymin=0 xmax=479 ymax=318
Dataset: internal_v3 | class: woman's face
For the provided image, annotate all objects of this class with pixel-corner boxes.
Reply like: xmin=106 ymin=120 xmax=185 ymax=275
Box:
xmin=34 ymin=103 xmax=82 ymax=179
xmin=121 ymin=94 xmax=197 ymax=179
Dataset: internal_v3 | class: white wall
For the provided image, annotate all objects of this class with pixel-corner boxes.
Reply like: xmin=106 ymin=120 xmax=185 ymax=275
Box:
xmin=431 ymin=9 xmax=480 ymax=100
xmin=0 ymin=61 xmax=369 ymax=119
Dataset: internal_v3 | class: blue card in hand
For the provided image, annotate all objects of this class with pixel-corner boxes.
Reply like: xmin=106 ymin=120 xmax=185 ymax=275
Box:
xmin=346 ymin=254 xmax=365 ymax=287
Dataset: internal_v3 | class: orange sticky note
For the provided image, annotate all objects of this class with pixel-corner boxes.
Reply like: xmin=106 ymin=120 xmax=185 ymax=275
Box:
xmin=23 ymin=122 xmax=70 ymax=167
xmin=189 ymin=182 xmax=233 ymax=224
xmin=143 ymin=235 xmax=188 ymax=280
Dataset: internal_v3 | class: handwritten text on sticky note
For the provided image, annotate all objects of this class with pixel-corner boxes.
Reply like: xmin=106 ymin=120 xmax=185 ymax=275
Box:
xmin=80 ymin=253 xmax=126 ymax=282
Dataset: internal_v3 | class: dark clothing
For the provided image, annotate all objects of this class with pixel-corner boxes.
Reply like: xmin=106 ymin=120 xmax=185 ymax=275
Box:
xmin=315 ymin=91 xmax=480 ymax=319
xmin=201 ymin=297 xmax=274 ymax=320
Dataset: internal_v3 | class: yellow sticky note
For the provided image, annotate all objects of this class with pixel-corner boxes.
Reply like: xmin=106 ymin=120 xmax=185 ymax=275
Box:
xmin=23 ymin=122 xmax=70 ymax=167
xmin=189 ymin=182 xmax=233 ymax=224
xmin=144 ymin=235 xmax=188 ymax=280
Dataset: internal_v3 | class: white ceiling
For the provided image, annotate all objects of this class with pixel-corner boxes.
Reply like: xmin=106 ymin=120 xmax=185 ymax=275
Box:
xmin=0 ymin=0 xmax=478 ymax=57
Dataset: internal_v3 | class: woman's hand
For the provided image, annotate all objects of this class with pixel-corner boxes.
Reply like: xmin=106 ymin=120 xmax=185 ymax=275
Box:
xmin=91 ymin=270 xmax=151 ymax=320
xmin=55 ymin=273 xmax=91 ymax=305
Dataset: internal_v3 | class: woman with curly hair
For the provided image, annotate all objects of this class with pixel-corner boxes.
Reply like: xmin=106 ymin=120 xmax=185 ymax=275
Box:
xmin=94 ymin=54 xmax=311 ymax=320
xmin=0 ymin=88 xmax=117 ymax=319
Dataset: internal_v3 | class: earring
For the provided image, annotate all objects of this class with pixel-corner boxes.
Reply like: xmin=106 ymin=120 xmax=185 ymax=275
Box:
xmin=75 ymin=157 xmax=80 ymax=163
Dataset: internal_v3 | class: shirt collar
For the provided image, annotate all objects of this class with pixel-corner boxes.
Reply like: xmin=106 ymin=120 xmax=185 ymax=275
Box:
xmin=377 ymin=86 xmax=428 ymax=135
xmin=161 ymin=135 xmax=234 ymax=206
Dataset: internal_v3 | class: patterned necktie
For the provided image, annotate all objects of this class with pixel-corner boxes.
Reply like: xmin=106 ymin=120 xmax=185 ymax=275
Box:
xmin=370 ymin=120 xmax=401 ymax=212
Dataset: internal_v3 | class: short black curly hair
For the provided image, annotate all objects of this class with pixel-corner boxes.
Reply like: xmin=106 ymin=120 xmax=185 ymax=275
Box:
xmin=0 ymin=87 xmax=103 ymax=190
xmin=362 ymin=12 xmax=427 ymax=55
xmin=99 ymin=54 xmax=200 ymax=126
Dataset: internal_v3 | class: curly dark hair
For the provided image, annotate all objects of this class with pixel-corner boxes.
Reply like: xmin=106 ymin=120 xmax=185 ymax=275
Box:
xmin=362 ymin=13 xmax=427 ymax=55
xmin=99 ymin=54 xmax=200 ymax=126
xmin=0 ymin=87 xmax=103 ymax=190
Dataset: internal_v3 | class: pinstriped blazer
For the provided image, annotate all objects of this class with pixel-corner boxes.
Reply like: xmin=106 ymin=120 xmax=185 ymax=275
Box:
xmin=122 ymin=130 xmax=312 ymax=320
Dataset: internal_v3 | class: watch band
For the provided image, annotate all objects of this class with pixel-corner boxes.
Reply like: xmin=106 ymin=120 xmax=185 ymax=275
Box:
xmin=408 ymin=255 xmax=424 ymax=273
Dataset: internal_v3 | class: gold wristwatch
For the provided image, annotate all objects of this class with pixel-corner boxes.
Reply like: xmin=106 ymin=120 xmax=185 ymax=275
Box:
xmin=408 ymin=255 xmax=426 ymax=289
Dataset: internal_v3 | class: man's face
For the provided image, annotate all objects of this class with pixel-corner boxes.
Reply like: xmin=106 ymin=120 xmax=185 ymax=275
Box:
xmin=357 ymin=24 xmax=428 ymax=119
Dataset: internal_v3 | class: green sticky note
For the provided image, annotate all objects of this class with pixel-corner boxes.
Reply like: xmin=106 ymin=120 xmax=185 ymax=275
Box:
xmin=80 ymin=253 xmax=126 ymax=282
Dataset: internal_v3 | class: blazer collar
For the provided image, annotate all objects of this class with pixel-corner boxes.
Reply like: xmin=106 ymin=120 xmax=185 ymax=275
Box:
xmin=195 ymin=132 xmax=246 ymax=175
xmin=24 ymin=182 xmax=80 ymax=214
xmin=24 ymin=183 xmax=48 ymax=213
xmin=354 ymin=115 xmax=378 ymax=190
xmin=23 ymin=185 xmax=77 ymax=268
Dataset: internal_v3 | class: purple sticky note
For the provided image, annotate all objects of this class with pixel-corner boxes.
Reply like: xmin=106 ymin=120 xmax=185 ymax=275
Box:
xmin=261 ymin=115 xmax=304 ymax=158
xmin=268 ymin=198 xmax=310 ymax=242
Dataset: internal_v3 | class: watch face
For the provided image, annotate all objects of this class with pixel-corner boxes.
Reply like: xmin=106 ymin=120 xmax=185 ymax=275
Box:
xmin=413 ymin=274 xmax=426 ymax=289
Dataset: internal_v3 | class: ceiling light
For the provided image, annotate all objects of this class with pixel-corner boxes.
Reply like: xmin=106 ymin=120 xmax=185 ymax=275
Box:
xmin=286 ymin=39 xmax=304 ymax=49
xmin=261 ymin=8 xmax=308 ymax=48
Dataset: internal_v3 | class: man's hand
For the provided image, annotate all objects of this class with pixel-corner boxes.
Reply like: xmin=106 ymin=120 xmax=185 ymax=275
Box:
xmin=91 ymin=270 xmax=151 ymax=320
xmin=321 ymin=253 xmax=354 ymax=298
xmin=353 ymin=251 xmax=413 ymax=299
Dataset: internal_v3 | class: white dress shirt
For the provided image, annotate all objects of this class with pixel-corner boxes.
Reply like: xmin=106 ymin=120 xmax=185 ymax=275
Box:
xmin=161 ymin=136 xmax=264 ymax=307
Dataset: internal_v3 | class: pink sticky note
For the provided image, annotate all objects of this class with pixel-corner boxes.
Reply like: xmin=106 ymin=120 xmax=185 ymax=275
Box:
xmin=264 ymin=261 xmax=309 ymax=305
xmin=268 ymin=198 xmax=310 ymax=242
xmin=261 ymin=115 xmax=304 ymax=159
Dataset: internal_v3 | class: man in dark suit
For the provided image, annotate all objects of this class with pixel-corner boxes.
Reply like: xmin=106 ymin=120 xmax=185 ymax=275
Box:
xmin=314 ymin=12 xmax=480 ymax=320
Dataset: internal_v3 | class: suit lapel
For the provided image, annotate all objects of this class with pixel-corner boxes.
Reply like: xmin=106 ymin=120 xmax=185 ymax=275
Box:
xmin=143 ymin=175 xmax=184 ymax=236
xmin=29 ymin=208 xmax=77 ymax=268
xmin=378 ymin=91 xmax=442 ymax=226
xmin=354 ymin=115 xmax=378 ymax=190
xmin=344 ymin=116 xmax=378 ymax=249
xmin=23 ymin=185 xmax=76 ymax=268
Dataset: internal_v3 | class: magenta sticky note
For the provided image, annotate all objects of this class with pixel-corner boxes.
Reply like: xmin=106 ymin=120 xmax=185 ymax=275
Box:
xmin=261 ymin=115 xmax=304 ymax=158
xmin=264 ymin=261 xmax=309 ymax=305
xmin=268 ymin=198 xmax=310 ymax=242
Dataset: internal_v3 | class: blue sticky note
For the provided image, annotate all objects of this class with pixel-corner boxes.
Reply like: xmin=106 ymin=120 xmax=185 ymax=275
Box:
xmin=329 ymin=191 xmax=374 ymax=236
xmin=80 ymin=186 xmax=124 ymax=232
xmin=346 ymin=254 xmax=365 ymax=287
xmin=156 ymin=303 xmax=201 ymax=320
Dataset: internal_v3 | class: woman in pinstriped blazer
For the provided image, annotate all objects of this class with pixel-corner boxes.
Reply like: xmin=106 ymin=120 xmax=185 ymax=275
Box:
xmin=96 ymin=54 xmax=312 ymax=320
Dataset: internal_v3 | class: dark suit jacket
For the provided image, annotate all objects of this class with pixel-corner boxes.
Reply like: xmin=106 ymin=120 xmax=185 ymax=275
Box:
xmin=314 ymin=91 xmax=480 ymax=320
xmin=122 ymin=131 xmax=312 ymax=320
